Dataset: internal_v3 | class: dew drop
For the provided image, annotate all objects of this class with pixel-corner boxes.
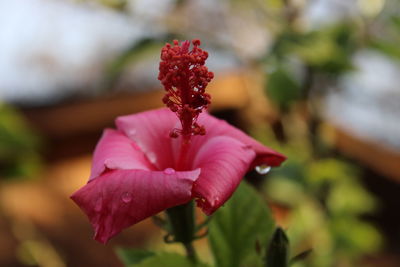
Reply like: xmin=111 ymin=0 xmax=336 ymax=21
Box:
xmin=121 ymin=192 xmax=132 ymax=203
xmin=164 ymin=168 xmax=175 ymax=175
xmin=255 ymin=165 xmax=271 ymax=175
xmin=94 ymin=198 xmax=102 ymax=212
xmin=147 ymin=152 xmax=157 ymax=164
xmin=128 ymin=129 xmax=137 ymax=136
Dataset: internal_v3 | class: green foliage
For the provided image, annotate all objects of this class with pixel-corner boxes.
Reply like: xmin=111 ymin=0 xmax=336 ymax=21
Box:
xmin=117 ymin=183 xmax=277 ymax=267
xmin=369 ymin=40 xmax=400 ymax=61
xmin=0 ymin=103 xmax=41 ymax=179
xmin=116 ymin=248 xmax=155 ymax=266
xmin=78 ymin=0 xmax=127 ymax=10
xmin=266 ymin=66 xmax=301 ymax=111
xmin=251 ymin=117 xmax=381 ymax=267
xmin=289 ymin=249 xmax=312 ymax=265
xmin=264 ymin=23 xmax=358 ymax=111
xmin=98 ymin=0 xmax=127 ymax=10
xmin=291 ymin=25 xmax=355 ymax=74
xmin=268 ymin=23 xmax=357 ymax=73
xmin=330 ymin=218 xmax=381 ymax=256
xmin=121 ymin=252 xmax=208 ymax=267
xmin=368 ymin=15 xmax=400 ymax=61
xmin=208 ymin=182 xmax=275 ymax=267
xmin=263 ymin=143 xmax=381 ymax=267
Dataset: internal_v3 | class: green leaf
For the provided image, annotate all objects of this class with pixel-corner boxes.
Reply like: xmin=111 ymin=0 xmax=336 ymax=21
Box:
xmin=266 ymin=67 xmax=300 ymax=111
xmin=290 ymin=24 xmax=355 ymax=74
xmin=209 ymin=181 xmax=275 ymax=267
xmin=0 ymin=103 xmax=41 ymax=179
xmin=289 ymin=249 xmax=312 ymax=265
xmin=265 ymin=228 xmax=289 ymax=267
xmin=98 ymin=0 xmax=127 ymax=10
xmin=369 ymin=40 xmax=400 ymax=61
xmin=131 ymin=252 xmax=210 ymax=267
xmin=116 ymin=248 xmax=155 ymax=266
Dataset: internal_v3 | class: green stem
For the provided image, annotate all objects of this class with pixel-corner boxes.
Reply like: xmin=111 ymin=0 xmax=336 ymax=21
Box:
xmin=166 ymin=201 xmax=198 ymax=262
xmin=183 ymin=242 xmax=197 ymax=262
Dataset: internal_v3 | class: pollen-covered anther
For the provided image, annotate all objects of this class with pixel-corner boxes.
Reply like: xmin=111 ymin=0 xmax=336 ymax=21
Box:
xmin=169 ymin=129 xmax=180 ymax=138
xmin=192 ymin=124 xmax=206 ymax=136
xmin=159 ymin=39 xmax=214 ymax=137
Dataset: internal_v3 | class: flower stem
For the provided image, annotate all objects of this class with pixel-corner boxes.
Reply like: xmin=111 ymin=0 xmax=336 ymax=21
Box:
xmin=166 ymin=201 xmax=198 ymax=262
xmin=183 ymin=242 xmax=197 ymax=262
xmin=166 ymin=201 xmax=195 ymax=243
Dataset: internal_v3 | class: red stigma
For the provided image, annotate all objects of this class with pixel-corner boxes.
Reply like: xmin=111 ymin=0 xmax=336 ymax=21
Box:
xmin=159 ymin=39 xmax=214 ymax=138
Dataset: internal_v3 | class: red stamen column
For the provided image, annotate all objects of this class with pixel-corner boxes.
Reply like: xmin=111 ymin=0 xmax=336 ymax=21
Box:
xmin=159 ymin=39 xmax=214 ymax=262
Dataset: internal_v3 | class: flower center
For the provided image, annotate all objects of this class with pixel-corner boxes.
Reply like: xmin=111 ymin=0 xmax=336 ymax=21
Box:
xmin=159 ymin=39 xmax=214 ymax=141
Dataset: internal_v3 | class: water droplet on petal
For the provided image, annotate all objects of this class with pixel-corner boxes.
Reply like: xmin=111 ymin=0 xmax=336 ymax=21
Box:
xmin=121 ymin=192 xmax=132 ymax=203
xmin=164 ymin=168 xmax=175 ymax=175
xmin=94 ymin=197 xmax=102 ymax=212
xmin=147 ymin=152 xmax=157 ymax=164
xmin=128 ymin=129 xmax=137 ymax=136
xmin=255 ymin=165 xmax=271 ymax=175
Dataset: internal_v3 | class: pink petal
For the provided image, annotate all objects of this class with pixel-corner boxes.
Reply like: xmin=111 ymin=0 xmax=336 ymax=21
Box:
xmin=89 ymin=129 xmax=155 ymax=180
xmin=191 ymin=136 xmax=256 ymax=215
xmin=194 ymin=112 xmax=286 ymax=168
xmin=116 ymin=108 xmax=179 ymax=170
xmin=71 ymin=168 xmax=200 ymax=243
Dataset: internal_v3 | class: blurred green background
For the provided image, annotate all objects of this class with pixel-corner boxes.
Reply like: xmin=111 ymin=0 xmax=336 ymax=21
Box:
xmin=1 ymin=0 xmax=400 ymax=266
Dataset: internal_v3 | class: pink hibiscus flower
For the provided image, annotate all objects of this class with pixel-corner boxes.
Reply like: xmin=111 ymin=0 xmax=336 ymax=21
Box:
xmin=71 ymin=40 xmax=286 ymax=244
